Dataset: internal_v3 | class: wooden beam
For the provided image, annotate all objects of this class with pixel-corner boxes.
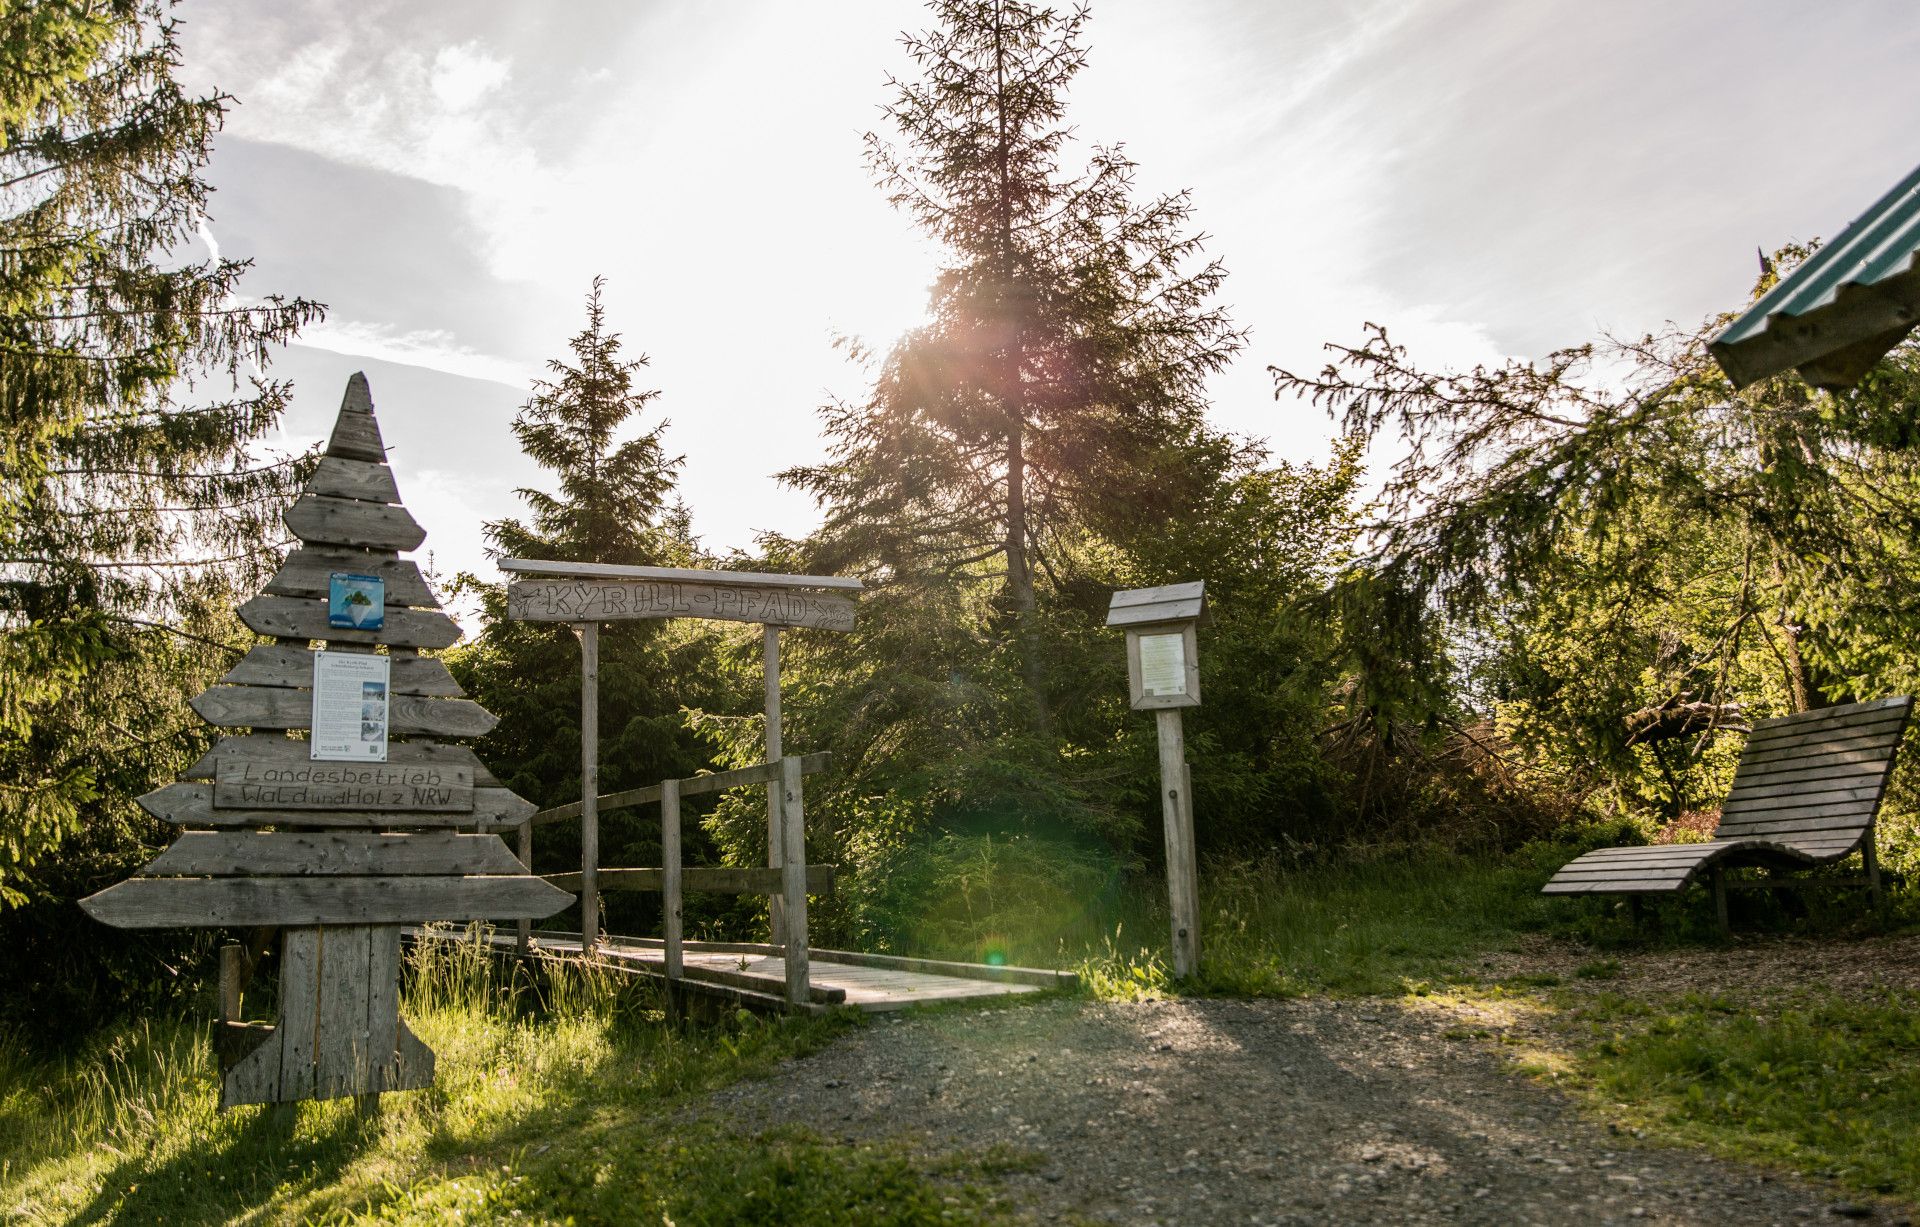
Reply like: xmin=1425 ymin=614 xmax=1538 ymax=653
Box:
xmin=143 ymin=830 xmax=527 ymax=876
xmin=529 ymin=751 xmax=831 ymax=826
xmin=80 ymin=873 xmax=574 ymax=928
xmin=506 ymin=578 xmax=856 ymax=631
xmin=1156 ymin=708 xmax=1199 ymax=978
xmin=211 ymin=758 xmax=474 ymax=813
xmin=238 ymin=595 xmax=461 ymax=650
xmin=500 ymin=558 xmax=863 ymax=591
xmin=284 ymin=494 xmax=425 ymax=552
xmin=220 ymin=645 xmax=465 ymax=697
xmin=186 ymin=735 xmax=500 ymax=787
xmin=542 ymin=865 xmax=836 ymax=894
xmin=191 ymin=684 xmax=497 ymax=738
xmin=307 ymin=455 xmax=400 ymax=504
xmin=140 ymin=781 xmax=531 ymax=828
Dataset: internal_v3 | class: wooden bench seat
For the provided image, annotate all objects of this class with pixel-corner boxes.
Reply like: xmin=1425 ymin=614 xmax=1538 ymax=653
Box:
xmin=1542 ymin=695 xmax=1911 ymax=926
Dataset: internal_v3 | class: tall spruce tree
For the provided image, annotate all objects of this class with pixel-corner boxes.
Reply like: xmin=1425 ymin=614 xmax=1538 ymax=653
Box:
xmin=0 ymin=0 xmax=322 ymax=908
xmin=451 ymin=279 xmax=729 ymax=924
xmin=784 ymin=0 xmax=1243 ymax=731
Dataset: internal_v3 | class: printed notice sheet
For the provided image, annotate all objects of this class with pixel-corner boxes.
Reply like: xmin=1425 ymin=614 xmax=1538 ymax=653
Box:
xmin=1139 ymin=632 xmax=1188 ymax=697
xmin=310 ymin=650 xmax=390 ymax=761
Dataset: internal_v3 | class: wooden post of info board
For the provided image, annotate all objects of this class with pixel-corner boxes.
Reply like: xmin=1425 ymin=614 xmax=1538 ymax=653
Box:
xmin=1107 ymin=582 xmax=1207 ymax=979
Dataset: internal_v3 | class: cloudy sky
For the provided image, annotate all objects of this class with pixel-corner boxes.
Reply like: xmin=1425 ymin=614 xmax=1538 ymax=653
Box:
xmin=174 ymin=0 xmax=1920 ymax=584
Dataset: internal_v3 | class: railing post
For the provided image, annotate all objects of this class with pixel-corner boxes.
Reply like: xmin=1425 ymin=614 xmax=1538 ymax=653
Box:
xmin=779 ymin=755 xmax=809 ymax=1007
xmin=516 ymin=818 xmax=533 ymax=957
xmin=662 ymin=776 xmax=683 ymax=980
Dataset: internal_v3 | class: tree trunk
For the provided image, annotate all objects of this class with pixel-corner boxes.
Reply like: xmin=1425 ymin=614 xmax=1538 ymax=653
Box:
xmin=1770 ymin=552 xmax=1819 ymax=712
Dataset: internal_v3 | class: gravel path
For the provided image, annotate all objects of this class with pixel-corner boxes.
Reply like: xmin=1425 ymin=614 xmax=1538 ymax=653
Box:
xmin=698 ymin=996 xmax=1907 ymax=1225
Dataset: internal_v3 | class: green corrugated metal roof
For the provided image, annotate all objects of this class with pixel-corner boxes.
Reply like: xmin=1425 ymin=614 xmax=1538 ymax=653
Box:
xmin=1710 ymin=160 xmax=1920 ymax=391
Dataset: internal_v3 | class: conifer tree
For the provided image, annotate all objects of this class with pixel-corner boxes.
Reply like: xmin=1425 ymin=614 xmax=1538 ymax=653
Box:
xmin=0 ymin=0 xmax=322 ymax=907
xmin=784 ymin=0 xmax=1243 ymax=729
xmin=453 ymin=280 xmax=726 ymax=912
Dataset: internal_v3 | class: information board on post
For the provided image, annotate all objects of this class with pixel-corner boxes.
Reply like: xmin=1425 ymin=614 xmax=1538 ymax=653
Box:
xmin=309 ymin=650 xmax=390 ymax=761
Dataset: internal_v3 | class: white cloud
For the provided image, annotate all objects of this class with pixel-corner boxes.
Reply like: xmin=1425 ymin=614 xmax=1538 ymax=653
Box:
xmin=430 ymin=43 xmax=510 ymax=111
xmin=298 ymin=319 xmax=534 ymax=388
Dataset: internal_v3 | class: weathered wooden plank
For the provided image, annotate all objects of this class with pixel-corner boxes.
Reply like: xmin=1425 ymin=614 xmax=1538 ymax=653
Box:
xmin=140 ymin=781 xmax=529 ymax=828
xmin=220 ymin=645 xmax=464 ymax=698
xmin=284 ymin=494 xmax=425 ymax=552
xmin=531 ymin=751 xmax=832 ymax=826
xmin=212 ymin=759 xmax=473 ymax=812
xmin=1722 ymin=783 xmax=1884 ymax=813
xmin=662 ymin=777 xmax=682 ymax=980
xmin=1726 ymin=758 xmax=1896 ymax=792
xmin=803 ymin=947 xmax=1080 ymax=989
xmin=325 ymin=376 xmax=386 ymax=460
xmin=79 ymin=873 xmax=574 ymax=928
xmin=506 ymin=577 xmax=856 ymax=631
xmin=364 ymin=927 xmax=402 ymax=1096
xmin=264 ymin=549 xmax=440 ymax=608
xmin=1740 ymin=713 xmax=1906 ymax=756
xmin=278 ymin=927 xmax=321 ymax=1101
xmin=238 ymin=595 xmax=460 ymax=650
xmin=142 ymin=831 xmax=526 ymax=877
xmin=314 ymin=925 xmax=374 ymax=1098
xmin=1550 ymin=857 xmax=1716 ymax=875
xmin=185 ymin=735 xmax=498 ymax=787
xmin=780 ymin=756 xmax=810 ymax=1007
xmin=1740 ymin=731 xmax=1901 ymax=769
xmin=1720 ymin=801 xmax=1877 ymax=832
xmin=192 ymin=684 xmax=497 ymax=738
xmin=1720 ymin=794 xmax=1881 ymax=824
xmin=1724 ymin=773 xmax=1888 ymax=805
xmin=1728 ymin=814 xmax=1875 ymax=838
xmin=1542 ymin=878 xmax=1691 ymax=894
xmin=1565 ymin=842 xmax=1728 ymax=859
xmin=1735 ymin=744 xmax=1896 ymax=777
xmin=1749 ymin=695 xmax=1910 ymax=733
xmin=307 ymin=455 xmax=400 ymax=505
xmin=499 ymin=558 xmax=864 ymax=591
xmin=1743 ymin=710 xmax=1904 ymax=748
xmin=542 ymin=865 xmax=836 ymax=894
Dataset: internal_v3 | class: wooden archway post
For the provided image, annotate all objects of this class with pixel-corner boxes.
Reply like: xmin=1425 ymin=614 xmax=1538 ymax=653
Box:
xmin=764 ymin=625 xmax=786 ymax=944
xmin=578 ymin=621 xmax=601 ymax=952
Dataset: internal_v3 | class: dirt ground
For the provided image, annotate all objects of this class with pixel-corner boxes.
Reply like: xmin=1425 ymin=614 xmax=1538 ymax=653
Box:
xmin=696 ymin=937 xmax=1920 ymax=1225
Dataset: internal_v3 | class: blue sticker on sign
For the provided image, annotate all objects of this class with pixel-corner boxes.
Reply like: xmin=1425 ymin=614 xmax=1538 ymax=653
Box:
xmin=328 ymin=573 xmax=385 ymax=630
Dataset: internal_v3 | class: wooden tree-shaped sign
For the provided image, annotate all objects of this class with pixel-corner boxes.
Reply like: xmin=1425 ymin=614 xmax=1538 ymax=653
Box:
xmin=82 ymin=373 xmax=571 ymax=1109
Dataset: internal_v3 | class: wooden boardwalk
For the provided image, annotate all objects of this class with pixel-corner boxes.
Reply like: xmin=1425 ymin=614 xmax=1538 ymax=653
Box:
xmin=440 ymin=928 xmax=1076 ymax=1015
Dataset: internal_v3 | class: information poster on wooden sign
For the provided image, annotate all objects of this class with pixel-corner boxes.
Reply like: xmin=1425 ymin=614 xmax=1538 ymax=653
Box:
xmin=310 ymin=650 xmax=390 ymax=761
xmin=328 ymin=572 xmax=385 ymax=630
xmin=1138 ymin=631 xmax=1188 ymax=699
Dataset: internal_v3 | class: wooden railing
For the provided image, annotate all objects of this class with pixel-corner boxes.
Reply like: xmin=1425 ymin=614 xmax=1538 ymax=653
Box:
xmin=511 ymin=753 xmax=831 ymax=1006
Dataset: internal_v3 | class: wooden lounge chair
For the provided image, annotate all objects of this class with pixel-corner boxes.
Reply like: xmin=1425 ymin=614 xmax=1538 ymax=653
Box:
xmin=1542 ymin=695 xmax=1912 ymax=929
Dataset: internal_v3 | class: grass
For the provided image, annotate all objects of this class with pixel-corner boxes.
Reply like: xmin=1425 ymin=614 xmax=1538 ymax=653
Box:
xmin=0 ymin=934 xmax=1028 ymax=1225
xmin=1547 ymin=987 xmax=1920 ymax=1198
xmin=10 ymin=831 xmax=1920 ymax=1220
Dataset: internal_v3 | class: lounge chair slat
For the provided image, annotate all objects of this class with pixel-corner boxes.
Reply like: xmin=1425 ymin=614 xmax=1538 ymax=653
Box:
xmin=1743 ymin=710 xmax=1906 ymax=750
xmin=1749 ymin=695 xmax=1909 ymax=732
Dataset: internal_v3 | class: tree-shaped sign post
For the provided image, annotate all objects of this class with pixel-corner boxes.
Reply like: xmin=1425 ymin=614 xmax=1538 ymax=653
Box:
xmin=82 ymin=374 xmax=571 ymax=1110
